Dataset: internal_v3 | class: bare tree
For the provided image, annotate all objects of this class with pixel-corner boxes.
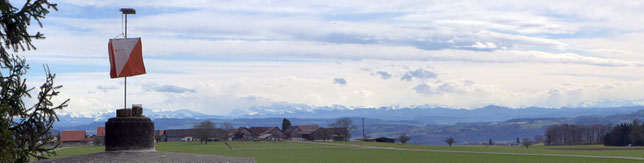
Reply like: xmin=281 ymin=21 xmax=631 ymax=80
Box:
xmin=397 ymin=133 xmax=411 ymax=144
xmin=522 ymin=138 xmax=533 ymax=148
xmin=534 ymin=135 xmax=544 ymax=144
xmin=329 ymin=117 xmax=357 ymax=141
xmin=221 ymin=122 xmax=235 ymax=131
xmin=545 ymin=123 xmax=612 ymax=145
xmin=445 ymin=137 xmax=455 ymax=147
xmin=312 ymin=128 xmax=333 ymax=142
xmin=194 ymin=120 xmax=216 ymax=144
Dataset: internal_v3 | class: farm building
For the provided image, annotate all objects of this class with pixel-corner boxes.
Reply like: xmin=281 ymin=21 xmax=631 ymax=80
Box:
xmin=309 ymin=127 xmax=349 ymax=142
xmin=211 ymin=128 xmax=229 ymax=141
xmin=164 ymin=129 xmax=196 ymax=142
xmin=356 ymin=137 xmax=395 ymax=143
xmin=60 ymin=130 xmax=89 ymax=146
xmin=376 ymin=137 xmax=396 ymax=143
xmin=284 ymin=125 xmax=319 ymax=141
xmin=96 ymin=127 xmax=105 ymax=137
xmin=93 ymin=126 xmax=106 ymax=145
xmin=356 ymin=136 xmax=379 ymax=142
xmin=250 ymin=127 xmax=285 ymax=141
xmin=297 ymin=125 xmax=321 ymax=141
xmin=162 ymin=128 xmax=230 ymax=142
xmin=232 ymin=127 xmax=252 ymax=141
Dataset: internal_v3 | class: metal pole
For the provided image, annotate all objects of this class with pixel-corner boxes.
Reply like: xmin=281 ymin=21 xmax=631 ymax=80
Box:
xmin=362 ymin=117 xmax=365 ymax=141
xmin=124 ymin=14 xmax=127 ymax=110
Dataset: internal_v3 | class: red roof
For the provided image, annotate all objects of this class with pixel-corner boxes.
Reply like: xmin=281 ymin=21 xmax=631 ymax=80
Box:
xmin=260 ymin=127 xmax=280 ymax=135
xmin=297 ymin=125 xmax=319 ymax=131
xmin=297 ymin=125 xmax=320 ymax=134
xmin=234 ymin=127 xmax=250 ymax=134
xmin=61 ymin=130 xmax=86 ymax=142
xmin=96 ymin=127 xmax=105 ymax=137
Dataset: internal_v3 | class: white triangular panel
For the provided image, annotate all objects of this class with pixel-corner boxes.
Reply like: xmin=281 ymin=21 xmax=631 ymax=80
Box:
xmin=111 ymin=38 xmax=139 ymax=76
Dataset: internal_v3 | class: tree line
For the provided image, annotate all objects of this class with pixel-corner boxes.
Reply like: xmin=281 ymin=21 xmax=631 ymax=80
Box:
xmin=603 ymin=120 xmax=644 ymax=146
xmin=544 ymin=120 xmax=644 ymax=146
xmin=544 ymin=123 xmax=612 ymax=145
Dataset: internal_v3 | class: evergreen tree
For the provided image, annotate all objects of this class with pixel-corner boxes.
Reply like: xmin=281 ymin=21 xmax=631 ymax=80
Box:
xmin=1 ymin=0 xmax=68 ymax=162
xmin=282 ymin=118 xmax=291 ymax=130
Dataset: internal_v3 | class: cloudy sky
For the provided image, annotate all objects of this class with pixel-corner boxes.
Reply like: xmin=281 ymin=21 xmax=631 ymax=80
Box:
xmin=16 ymin=0 xmax=644 ymax=116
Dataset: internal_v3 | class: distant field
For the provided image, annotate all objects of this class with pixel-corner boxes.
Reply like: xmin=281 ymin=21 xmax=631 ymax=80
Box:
xmin=42 ymin=141 xmax=644 ymax=163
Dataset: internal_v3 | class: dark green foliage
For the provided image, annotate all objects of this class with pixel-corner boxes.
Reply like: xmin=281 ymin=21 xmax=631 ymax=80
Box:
xmin=1 ymin=0 xmax=67 ymax=162
xmin=544 ymin=120 xmax=644 ymax=146
xmin=445 ymin=137 xmax=454 ymax=146
xmin=604 ymin=120 xmax=644 ymax=146
xmin=281 ymin=118 xmax=291 ymax=131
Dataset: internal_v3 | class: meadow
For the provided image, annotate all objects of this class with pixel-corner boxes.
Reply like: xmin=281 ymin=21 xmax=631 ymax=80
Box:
xmin=43 ymin=141 xmax=644 ymax=163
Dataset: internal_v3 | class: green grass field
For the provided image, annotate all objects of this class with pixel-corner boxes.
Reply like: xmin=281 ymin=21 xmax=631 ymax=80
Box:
xmin=43 ymin=141 xmax=644 ymax=163
xmin=339 ymin=141 xmax=644 ymax=158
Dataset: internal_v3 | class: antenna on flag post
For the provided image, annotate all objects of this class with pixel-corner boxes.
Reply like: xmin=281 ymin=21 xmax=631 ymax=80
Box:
xmin=120 ymin=8 xmax=136 ymax=110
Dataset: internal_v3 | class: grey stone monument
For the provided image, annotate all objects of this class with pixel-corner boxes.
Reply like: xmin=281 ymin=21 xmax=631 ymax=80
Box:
xmin=105 ymin=105 xmax=155 ymax=151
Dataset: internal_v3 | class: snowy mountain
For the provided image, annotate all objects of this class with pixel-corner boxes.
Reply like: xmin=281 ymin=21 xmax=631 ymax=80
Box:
xmin=54 ymin=105 xmax=644 ymax=128
xmin=55 ymin=109 xmax=225 ymax=128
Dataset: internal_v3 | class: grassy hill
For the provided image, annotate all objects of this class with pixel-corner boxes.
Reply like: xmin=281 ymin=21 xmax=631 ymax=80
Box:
xmin=44 ymin=141 xmax=643 ymax=162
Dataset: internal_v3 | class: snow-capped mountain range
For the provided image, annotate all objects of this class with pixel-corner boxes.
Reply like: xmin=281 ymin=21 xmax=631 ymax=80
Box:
xmin=56 ymin=109 xmax=226 ymax=127
xmin=56 ymin=104 xmax=644 ymax=128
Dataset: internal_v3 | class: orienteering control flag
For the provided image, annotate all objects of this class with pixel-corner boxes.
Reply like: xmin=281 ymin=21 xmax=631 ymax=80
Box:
xmin=108 ymin=38 xmax=146 ymax=78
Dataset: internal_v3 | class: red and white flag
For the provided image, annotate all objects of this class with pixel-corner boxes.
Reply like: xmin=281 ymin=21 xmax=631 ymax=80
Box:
xmin=108 ymin=38 xmax=146 ymax=78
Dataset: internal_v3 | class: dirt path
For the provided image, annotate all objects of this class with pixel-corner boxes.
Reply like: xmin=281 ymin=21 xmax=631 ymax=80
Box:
xmin=300 ymin=141 xmax=644 ymax=161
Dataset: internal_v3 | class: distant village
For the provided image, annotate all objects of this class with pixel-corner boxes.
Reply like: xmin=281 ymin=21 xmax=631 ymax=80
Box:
xmin=58 ymin=118 xmax=398 ymax=146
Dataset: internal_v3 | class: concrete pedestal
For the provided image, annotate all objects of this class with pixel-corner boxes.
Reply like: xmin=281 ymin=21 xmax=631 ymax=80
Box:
xmin=105 ymin=117 xmax=155 ymax=151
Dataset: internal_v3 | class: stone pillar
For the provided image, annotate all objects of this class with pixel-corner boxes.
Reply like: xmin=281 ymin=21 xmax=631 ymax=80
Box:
xmin=105 ymin=117 xmax=155 ymax=151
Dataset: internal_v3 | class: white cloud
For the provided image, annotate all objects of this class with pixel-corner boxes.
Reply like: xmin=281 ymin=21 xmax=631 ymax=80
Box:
xmin=12 ymin=0 xmax=644 ymax=115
